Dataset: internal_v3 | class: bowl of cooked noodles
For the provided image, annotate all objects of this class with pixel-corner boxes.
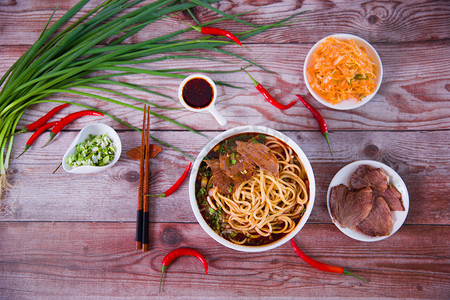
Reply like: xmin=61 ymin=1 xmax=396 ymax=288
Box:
xmin=189 ymin=126 xmax=315 ymax=252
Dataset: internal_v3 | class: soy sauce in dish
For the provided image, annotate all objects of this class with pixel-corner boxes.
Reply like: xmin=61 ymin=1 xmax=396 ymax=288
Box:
xmin=182 ymin=77 xmax=214 ymax=109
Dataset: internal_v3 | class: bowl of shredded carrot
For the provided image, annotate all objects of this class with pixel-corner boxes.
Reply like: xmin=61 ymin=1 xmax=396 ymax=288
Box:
xmin=304 ymin=34 xmax=383 ymax=110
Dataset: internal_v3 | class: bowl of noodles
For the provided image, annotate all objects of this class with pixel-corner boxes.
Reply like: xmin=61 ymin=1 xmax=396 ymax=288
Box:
xmin=189 ymin=126 xmax=315 ymax=252
xmin=304 ymin=33 xmax=383 ymax=110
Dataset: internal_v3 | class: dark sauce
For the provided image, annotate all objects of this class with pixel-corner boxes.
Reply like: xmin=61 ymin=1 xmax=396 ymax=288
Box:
xmin=182 ymin=77 xmax=214 ymax=109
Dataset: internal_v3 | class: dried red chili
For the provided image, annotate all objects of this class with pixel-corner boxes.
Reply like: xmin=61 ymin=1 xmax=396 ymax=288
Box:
xmin=296 ymin=95 xmax=333 ymax=156
xmin=147 ymin=162 xmax=192 ymax=198
xmin=16 ymin=121 xmax=58 ymax=158
xmin=291 ymin=239 xmax=367 ymax=281
xmin=243 ymin=69 xmax=296 ymax=110
xmin=42 ymin=110 xmax=104 ymax=147
xmin=15 ymin=103 xmax=69 ymax=135
xmin=159 ymin=247 xmax=208 ymax=293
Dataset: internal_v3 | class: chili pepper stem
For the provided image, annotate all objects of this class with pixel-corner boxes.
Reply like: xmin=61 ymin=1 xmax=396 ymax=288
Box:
xmin=323 ymin=132 xmax=333 ymax=156
xmin=343 ymin=269 xmax=368 ymax=282
xmin=53 ymin=162 xmax=62 ymax=174
xmin=178 ymin=18 xmax=202 ymax=33
xmin=16 ymin=145 xmax=30 ymax=159
xmin=11 ymin=128 xmax=27 ymax=136
xmin=145 ymin=193 xmax=166 ymax=198
xmin=41 ymin=132 xmax=56 ymax=148
xmin=241 ymin=68 xmax=259 ymax=87
xmin=159 ymin=265 xmax=167 ymax=293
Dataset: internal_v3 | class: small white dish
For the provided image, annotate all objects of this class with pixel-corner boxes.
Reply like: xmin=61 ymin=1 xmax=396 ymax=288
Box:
xmin=178 ymin=74 xmax=227 ymax=127
xmin=326 ymin=160 xmax=409 ymax=242
xmin=304 ymin=33 xmax=383 ymax=110
xmin=189 ymin=125 xmax=316 ymax=252
xmin=62 ymin=123 xmax=122 ymax=174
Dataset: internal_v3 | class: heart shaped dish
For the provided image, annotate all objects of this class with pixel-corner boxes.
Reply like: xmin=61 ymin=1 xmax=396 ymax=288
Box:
xmin=62 ymin=123 xmax=122 ymax=174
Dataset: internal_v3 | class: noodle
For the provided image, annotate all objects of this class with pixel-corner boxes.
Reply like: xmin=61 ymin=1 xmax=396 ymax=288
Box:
xmin=204 ymin=136 xmax=309 ymax=245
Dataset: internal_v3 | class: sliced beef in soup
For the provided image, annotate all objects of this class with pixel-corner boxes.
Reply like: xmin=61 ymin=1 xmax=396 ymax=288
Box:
xmin=236 ymin=141 xmax=279 ymax=177
xmin=329 ymin=184 xmax=349 ymax=223
xmin=356 ymin=196 xmax=393 ymax=236
xmin=219 ymin=149 xmax=256 ymax=182
xmin=374 ymin=184 xmax=404 ymax=211
xmin=339 ymin=187 xmax=373 ymax=229
xmin=206 ymin=159 xmax=235 ymax=194
xmin=349 ymin=165 xmax=388 ymax=191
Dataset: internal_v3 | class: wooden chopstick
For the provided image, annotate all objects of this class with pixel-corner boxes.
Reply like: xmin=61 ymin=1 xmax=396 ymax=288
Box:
xmin=142 ymin=106 xmax=150 ymax=252
xmin=136 ymin=105 xmax=147 ymax=250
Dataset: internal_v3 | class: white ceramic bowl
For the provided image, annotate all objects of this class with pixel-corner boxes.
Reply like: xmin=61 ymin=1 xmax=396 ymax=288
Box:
xmin=326 ymin=160 xmax=409 ymax=242
xmin=62 ymin=123 xmax=122 ymax=174
xmin=304 ymin=33 xmax=383 ymax=110
xmin=189 ymin=125 xmax=316 ymax=252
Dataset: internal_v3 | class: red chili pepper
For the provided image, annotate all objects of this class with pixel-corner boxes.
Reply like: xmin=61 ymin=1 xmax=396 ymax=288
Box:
xmin=42 ymin=110 xmax=104 ymax=147
xmin=159 ymin=247 xmax=208 ymax=293
xmin=16 ymin=121 xmax=58 ymax=158
xmin=291 ymin=239 xmax=367 ymax=281
xmin=15 ymin=103 xmax=70 ymax=135
xmin=147 ymin=162 xmax=192 ymax=198
xmin=296 ymin=95 xmax=333 ymax=156
xmin=242 ymin=69 xmax=296 ymax=110
xmin=198 ymin=26 xmax=242 ymax=46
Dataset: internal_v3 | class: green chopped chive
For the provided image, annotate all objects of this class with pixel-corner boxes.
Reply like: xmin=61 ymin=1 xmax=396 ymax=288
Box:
xmin=66 ymin=133 xmax=115 ymax=168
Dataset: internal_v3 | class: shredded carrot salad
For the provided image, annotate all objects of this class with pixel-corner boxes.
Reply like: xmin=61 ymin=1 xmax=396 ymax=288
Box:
xmin=307 ymin=36 xmax=377 ymax=105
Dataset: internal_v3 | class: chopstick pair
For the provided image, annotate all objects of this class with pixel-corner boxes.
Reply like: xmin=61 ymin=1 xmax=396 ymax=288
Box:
xmin=136 ymin=105 xmax=150 ymax=252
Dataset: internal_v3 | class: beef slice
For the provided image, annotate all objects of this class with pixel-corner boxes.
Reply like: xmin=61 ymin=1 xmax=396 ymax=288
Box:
xmin=339 ymin=187 xmax=373 ymax=229
xmin=206 ymin=159 xmax=235 ymax=194
xmin=374 ymin=184 xmax=404 ymax=211
xmin=349 ymin=165 xmax=388 ymax=191
xmin=219 ymin=150 xmax=255 ymax=182
xmin=236 ymin=141 xmax=279 ymax=177
xmin=356 ymin=196 xmax=393 ymax=237
xmin=329 ymin=184 xmax=349 ymax=224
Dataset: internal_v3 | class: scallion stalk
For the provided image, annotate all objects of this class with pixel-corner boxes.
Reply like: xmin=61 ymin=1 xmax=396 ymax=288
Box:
xmin=0 ymin=0 xmax=308 ymax=209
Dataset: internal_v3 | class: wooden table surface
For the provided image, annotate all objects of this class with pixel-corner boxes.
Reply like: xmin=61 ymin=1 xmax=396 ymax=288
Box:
xmin=1 ymin=0 xmax=449 ymax=299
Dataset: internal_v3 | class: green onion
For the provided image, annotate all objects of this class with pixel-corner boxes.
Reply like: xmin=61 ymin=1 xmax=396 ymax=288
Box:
xmin=66 ymin=134 xmax=116 ymax=168
xmin=0 ymin=0 xmax=308 ymax=209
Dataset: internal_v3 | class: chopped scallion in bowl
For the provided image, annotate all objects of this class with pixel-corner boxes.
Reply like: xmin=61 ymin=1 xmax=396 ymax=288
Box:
xmin=66 ymin=133 xmax=116 ymax=167
xmin=62 ymin=123 xmax=122 ymax=174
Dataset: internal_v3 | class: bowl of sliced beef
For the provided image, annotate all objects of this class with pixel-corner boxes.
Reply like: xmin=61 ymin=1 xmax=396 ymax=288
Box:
xmin=327 ymin=160 xmax=409 ymax=242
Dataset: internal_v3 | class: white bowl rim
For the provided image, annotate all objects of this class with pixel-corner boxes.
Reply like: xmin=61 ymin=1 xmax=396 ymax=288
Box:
xmin=326 ymin=160 xmax=409 ymax=242
xmin=189 ymin=125 xmax=316 ymax=252
xmin=303 ymin=33 xmax=383 ymax=110
xmin=62 ymin=123 xmax=122 ymax=174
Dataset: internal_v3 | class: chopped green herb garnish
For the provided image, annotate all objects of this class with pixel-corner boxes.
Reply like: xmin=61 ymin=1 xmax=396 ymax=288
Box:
xmin=258 ymin=134 xmax=267 ymax=143
xmin=230 ymin=153 xmax=237 ymax=165
xmin=196 ymin=187 xmax=206 ymax=198
xmin=66 ymin=133 xmax=115 ymax=168
xmin=354 ymin=74 xmax=369 ymax=80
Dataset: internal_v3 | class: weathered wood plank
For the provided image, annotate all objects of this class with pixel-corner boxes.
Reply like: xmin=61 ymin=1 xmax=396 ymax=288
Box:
xmin=2 ymin=130 xmax=448 ymax=225
xmin=1 ymin=0 xmax=449 ymax=45
xmin=0 ymin=41 xmax=448 ymax=132
xmin=0 ymin=222 xmax=448 ymax=299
